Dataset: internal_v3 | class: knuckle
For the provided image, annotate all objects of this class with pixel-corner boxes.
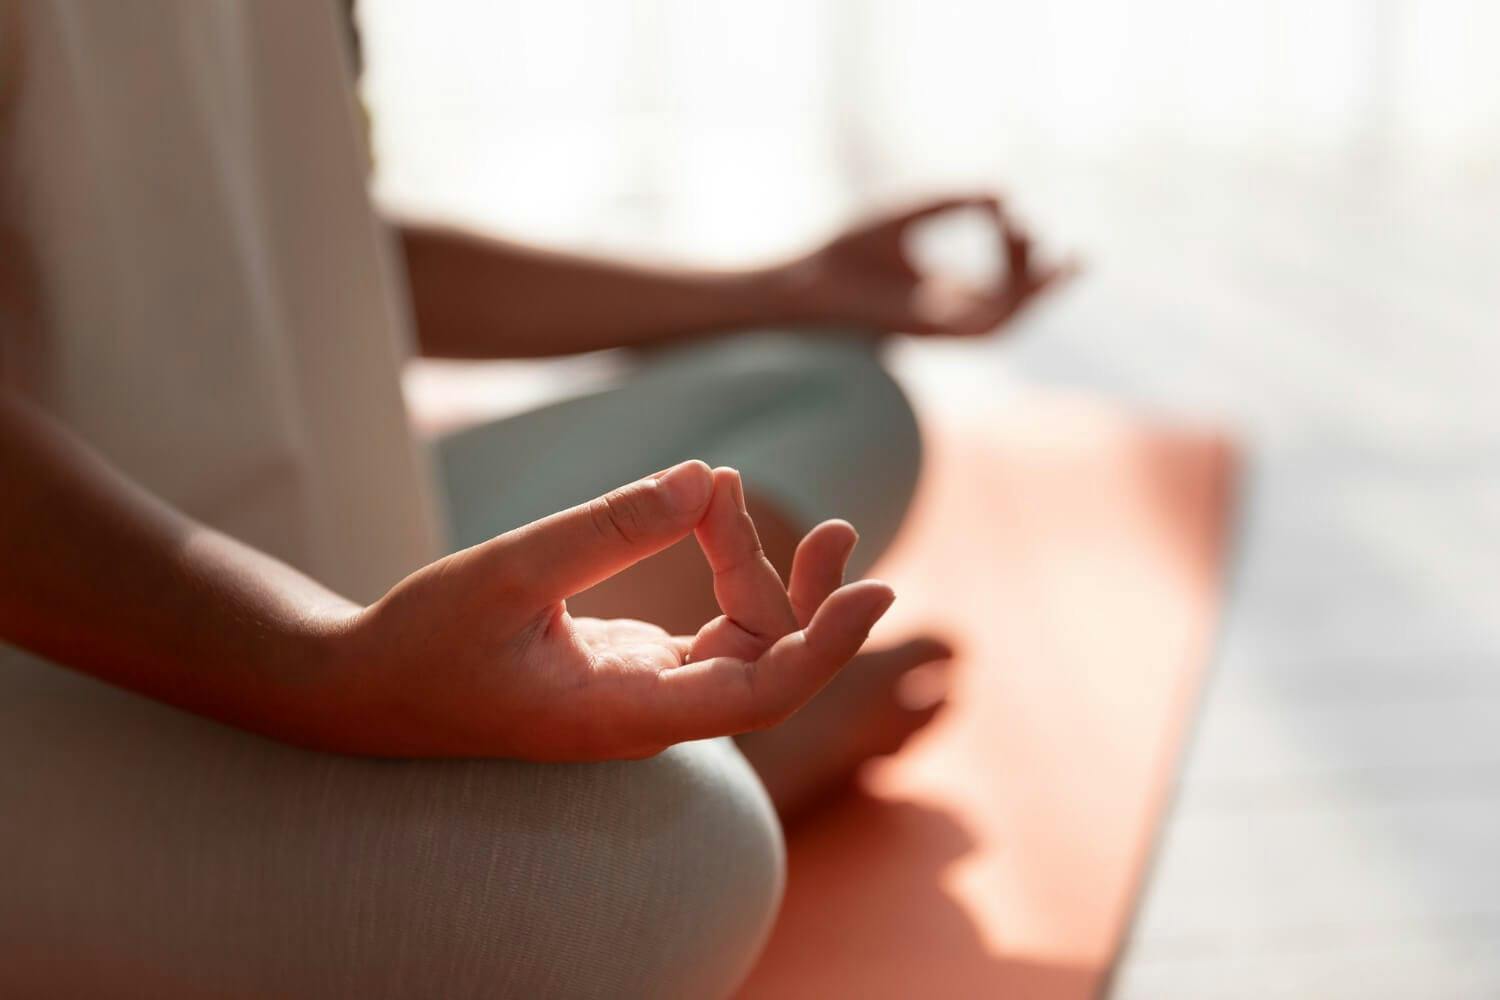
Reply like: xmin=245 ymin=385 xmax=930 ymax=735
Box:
xmin=586 ymin=496 xmax=624 ymax=545
xmin=588 ymin=486 xmax=651 ymax=546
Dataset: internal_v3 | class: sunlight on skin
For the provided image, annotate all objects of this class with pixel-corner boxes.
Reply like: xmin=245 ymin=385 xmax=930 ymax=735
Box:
xmin=326 ymin=462 xmax=898 ymax=760
xmin=565 ymin=485 xmax=802 ymax=637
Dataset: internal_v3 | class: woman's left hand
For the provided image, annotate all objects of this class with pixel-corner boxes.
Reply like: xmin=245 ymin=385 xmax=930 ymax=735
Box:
xmin=775 ymin=194 xmax=1078 ymax=338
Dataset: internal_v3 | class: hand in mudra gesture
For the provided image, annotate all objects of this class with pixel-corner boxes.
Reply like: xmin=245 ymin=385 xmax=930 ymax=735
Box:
xmin=323 ymin=461 xmax=890 ymax=760
xmin=785 ymin=193 xmax=1079 ymax=338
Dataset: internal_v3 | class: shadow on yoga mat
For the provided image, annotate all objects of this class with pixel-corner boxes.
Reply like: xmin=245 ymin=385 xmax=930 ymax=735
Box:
xmin=740 ymin=392 xmax=1239 ymax=999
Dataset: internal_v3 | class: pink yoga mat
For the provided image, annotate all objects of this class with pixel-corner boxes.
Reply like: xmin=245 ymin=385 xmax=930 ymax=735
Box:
xmin=740 ymin=394 xmax=1238 ymax=999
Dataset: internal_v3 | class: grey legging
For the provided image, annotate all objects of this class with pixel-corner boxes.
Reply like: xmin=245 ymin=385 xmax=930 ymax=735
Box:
xmin=0 ymin=331 xmax=921 ymax=998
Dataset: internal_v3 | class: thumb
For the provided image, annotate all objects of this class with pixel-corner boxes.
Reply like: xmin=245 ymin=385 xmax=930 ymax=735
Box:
xmin=480 ymin=460 xmax=714 ymax=605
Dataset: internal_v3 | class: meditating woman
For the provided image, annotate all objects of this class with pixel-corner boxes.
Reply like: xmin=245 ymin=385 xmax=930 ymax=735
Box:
xmin=0 ymin=1 xmax=1068 ymax=996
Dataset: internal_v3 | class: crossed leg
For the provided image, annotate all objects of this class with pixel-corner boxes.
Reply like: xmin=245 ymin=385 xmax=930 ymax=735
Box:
xmin=0 ymin=332 xmax=951 ymax=996
xmin=435 ymin=330 xmax=954 ymax=820
xmin=0 ymin=641 xmax=784 ymax=998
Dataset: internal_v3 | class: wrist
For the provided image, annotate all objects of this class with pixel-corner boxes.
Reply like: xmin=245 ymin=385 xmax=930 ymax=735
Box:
xmin=226 ymin=593 xmax=370 ymax=753
xmin=299 ymin=597 xmax=366 ymax=679
xmin=752 ymin=256 xmax=826 ymax=326
xmin=292 ymin=599 xmax=382 ymax=749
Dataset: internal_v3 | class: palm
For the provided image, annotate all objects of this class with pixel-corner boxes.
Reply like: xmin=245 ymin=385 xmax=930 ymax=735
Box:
xmin=513 ymin=471 xmax=863 ymax=759
xmin=531 ymin=591 xmax=804 ymax=703
xmin=561 ymin=616 xmax=687 ymax=686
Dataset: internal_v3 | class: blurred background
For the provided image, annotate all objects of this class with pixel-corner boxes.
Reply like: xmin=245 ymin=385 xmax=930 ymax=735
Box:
xmin=358 ymin=2 xmax=1500 ymax=996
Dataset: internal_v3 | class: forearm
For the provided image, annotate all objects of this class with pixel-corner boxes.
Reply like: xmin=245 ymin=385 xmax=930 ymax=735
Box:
xmin=0 ymin=391 xmax=358 ymax=743
xmin=399 ymin=221 xmax=804 ymax=358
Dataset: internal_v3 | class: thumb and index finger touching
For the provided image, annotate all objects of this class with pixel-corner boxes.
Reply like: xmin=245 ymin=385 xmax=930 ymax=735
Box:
xmin=473 ymin=459 xmax=890 ymax=644
xmin=674 ymin=466 xmax=896 ymax=737
xmin=469 ymin=459 xmax=896 ymax=740
xmin=886 ymin=192 xmax=1082 ymax=284
xmin=473 ymin=459 xmax=715 ymax=609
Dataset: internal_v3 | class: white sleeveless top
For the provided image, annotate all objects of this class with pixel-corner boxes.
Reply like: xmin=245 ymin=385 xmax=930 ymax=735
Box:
xmin=0 ymin=0 xmax=443 ymax=603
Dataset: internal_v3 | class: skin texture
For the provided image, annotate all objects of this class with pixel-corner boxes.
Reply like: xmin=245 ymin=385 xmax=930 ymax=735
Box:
xmin=568 ymin=487 xmax=804 ymax=637
xmin=328 ymin=462 xmax=895 ymax=759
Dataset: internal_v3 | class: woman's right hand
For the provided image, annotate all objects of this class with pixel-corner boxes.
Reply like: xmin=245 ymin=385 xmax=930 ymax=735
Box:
xmin=312 ymin=461 xmax=893 ymax=760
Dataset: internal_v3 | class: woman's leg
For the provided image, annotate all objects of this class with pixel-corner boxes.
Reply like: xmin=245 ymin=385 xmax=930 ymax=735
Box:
xmin=0 ymin=334 xmax=923 ymax=994
xmin=0 ymin=648 xmax=782 ymax=998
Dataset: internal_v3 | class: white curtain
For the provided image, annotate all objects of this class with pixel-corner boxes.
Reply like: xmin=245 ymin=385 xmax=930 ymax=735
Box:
xmin=360 ymin=0 xmax=1500 ymax=259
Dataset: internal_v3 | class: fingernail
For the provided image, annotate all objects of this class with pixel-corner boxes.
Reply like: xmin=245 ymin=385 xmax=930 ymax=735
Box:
xmin=657 ymin=460 xmax=712 ymax=513
xmin=715 ymin=466 xmax=748 ymax=513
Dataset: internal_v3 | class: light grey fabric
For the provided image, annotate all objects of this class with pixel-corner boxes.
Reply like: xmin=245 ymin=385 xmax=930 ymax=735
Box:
xmin=0 ymin=648 xmax=782 ymax=999
xmin=0 ymin=330 xmax=921 ymax=998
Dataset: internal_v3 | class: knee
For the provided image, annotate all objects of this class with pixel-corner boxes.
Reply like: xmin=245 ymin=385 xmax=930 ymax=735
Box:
xmin=816 ymin=336 xmax=923 ymax=493
xmin=373 ymin=739 xmax=784 ymax=999
xmin=761 ymin=330 xmax=921 ymax=470
xmin=603 ymin=740 xmax=786 ymax=997
xmin=780 ymin=334 xmax=923 ymax=563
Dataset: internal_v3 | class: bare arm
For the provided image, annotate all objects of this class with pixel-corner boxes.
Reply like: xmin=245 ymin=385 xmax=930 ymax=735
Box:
xmin=396 ymin=196 xmax=1076 ymax=360
xmin=0 ymin=391 xmax=358 ymax=742
xmin=399 ymin=221 xmax=796 ymax=358
xmin=0 ymin=390 xmax=891 ymax=759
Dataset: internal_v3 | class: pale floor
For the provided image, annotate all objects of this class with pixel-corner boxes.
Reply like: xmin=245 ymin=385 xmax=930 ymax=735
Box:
xmin=888 ymin=159 xmax=1500 ymax=1000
